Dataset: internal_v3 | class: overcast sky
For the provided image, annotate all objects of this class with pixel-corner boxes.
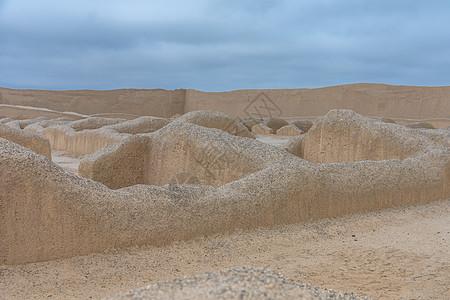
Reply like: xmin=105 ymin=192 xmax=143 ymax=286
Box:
xmin=0 ymin=0 xmax=449 ymax=91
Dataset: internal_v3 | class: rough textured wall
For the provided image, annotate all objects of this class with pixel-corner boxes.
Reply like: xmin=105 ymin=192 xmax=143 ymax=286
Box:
xmin=24 ymin=117 xmax=169 ymax=155
xmin=2 ymin=84 xmax=449 ymax=120
xmin=28 ymin=125 xmax=128 ymax=155
xmin=103 ymin=116 xmax=170 ymax=134
xmin=143 ymin=122 xmax=276 ymax=187
xmin=1 ymin=110 xmax=449 ymax=265
xmin=0 ymin=123 xmax=51 ymax=158
xmin=303 ymin=110 xmax=430 ymax=163
xmin=185 ymin=83 xmax=450 ymax=119
xmin=176 ymin=110 xmax=255 ymax=139
xmin=0 ymin=104 xmax=86 ymax=120
xmin=79 ymin=135 xmax=151 ymax=189
xmin=79 ymin=111 xmax=256 ymax=189
xmin=0 ymin=88 xmax=186 ymax=118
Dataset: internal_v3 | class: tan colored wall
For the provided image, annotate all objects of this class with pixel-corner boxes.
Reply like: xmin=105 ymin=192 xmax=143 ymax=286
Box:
xmin=47 ymin=127 xmax=128 ymax=155
xmin=175 ymin=110 xmax=254 ymax=139
xmin=79 ymin=135 xmax=151 ymax=188
xmin=1 ymin=108 xmax=449 ymax=264
xmin=0 ymin=124 xmax=51 ymax=158
xmin=79 ymin=112 xmax=255 ymax=189
xmin=2 ymin=84 xmax=449 ymax=121
xmin=185 ymin=84 xmax=450 ymax=120
xmin=25 ymin=117 xmax=171 ymax=156
xmin=143 ymin=123 xmax=263 ymax=188
xmin=303 ymin=110 xmax=428 ymax=163
xmin=25 ymin=123 xmax=128 ymax=155
xmin=104 ymin=116 xmax=170 ymax=135
xmin=0 ymin=88 xmax=186 ymax=118
xmin=0 ymin=104 xmax=86 ymax=120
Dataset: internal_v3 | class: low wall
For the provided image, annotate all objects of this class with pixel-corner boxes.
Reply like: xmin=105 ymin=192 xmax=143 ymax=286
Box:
xmin=1 ymin=110 xmax=448 ymax=265
xmin=304 ymin=110 xmax=426 ymax=163
xmin=79 ymin=135 xmax=151 ymax=188
xmin=0 ymin=104 xmax=86 ymax=120
xmin=26 ymin=124 xmax=128 ymax=155
xmin=0 ymin=124 xmax=51 ymax=158
xmin=79 ymin=112 xmax=255 ymax=189
xmin=24 ymin=117 xmax=170 ymax=155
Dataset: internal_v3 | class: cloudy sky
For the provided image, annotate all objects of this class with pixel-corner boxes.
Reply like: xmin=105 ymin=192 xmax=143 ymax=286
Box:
xmin=0 ymin=0 xmax=449 ymax=91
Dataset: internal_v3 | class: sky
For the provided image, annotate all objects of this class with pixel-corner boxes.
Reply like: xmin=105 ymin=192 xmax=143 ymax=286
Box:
xmin=0 ymin=0 xmax=449 ymax=91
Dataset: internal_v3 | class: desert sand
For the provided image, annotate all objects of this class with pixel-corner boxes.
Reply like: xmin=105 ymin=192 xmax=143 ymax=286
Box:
xmin=0 ymin=84 xmax=449 ymax=299
xmin=0 ymin=199 xmax=448 ymax=299
xmin=51 ymin=150 xmax=82 ymax=174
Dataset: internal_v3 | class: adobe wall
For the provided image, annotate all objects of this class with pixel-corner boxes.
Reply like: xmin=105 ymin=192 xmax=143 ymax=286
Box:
xmin=0 ymin=104 xmax=86 ymax=120
xmin=41 ymin=126 xmax=128 ymax=155
xmin=1 ymin=83 xmax=449 ymax=120
xmin=0 ymin=123 xmax=51 ymax=158
xmin=78 ymin=135 xmax=151 ymax=189
xmin=303 ymin=110 xmax=429 ymax=163
xmin=24 ymin=117 xmax=170 ymax=155
xmin=24 ymin=119 xmax=129 ymax=155
xmin=0 ymin=88 xmax=186 ymax=118
xmin=78 ymin=112 xmax=255 ymax=189
xmin=1 ymin=109 xmax=449 ymax=265
xmin=185 ymin=84 xmax=450 ymax=119
xmin=1 ymin=123 xmax=448 ymax=265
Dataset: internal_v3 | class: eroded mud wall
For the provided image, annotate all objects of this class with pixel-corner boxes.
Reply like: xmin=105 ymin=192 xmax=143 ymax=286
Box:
xmin=1 ymin=84 xmax=449 ymax=119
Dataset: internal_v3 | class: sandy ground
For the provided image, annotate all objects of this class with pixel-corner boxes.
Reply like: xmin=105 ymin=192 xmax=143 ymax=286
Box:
xmin=256 ymin=134 xmax=292 ymax=146
xmin=51 ymin=150 xmax=81 ymax=174
xmin=1 ymin=199 xmax=448 ymax=300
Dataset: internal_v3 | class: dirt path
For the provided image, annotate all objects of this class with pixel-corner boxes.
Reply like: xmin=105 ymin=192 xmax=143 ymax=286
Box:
xmin=256 ymin=134 xmax=292 ymax=146
xmin=51 ymin=150 xmax=81 ymax=174
xmin=1 ymin=199 xmax=448 ymax=299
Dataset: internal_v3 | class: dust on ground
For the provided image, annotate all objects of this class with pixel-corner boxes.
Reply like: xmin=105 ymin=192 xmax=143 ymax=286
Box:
xmin=51 ymin=150 xmax=82 ymax=174
xmin=1 ymin=199 xmax=448 ymax=300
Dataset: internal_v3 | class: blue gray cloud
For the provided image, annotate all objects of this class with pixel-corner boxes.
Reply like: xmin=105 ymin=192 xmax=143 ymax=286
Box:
xmin=1 ymin=0 xmax=449 ymax=91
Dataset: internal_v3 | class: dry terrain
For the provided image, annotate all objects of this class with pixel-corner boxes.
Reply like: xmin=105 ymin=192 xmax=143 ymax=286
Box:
xmin=0 ymin=199 xmax=448 ymax=299
xmin=1 ymin=84 xmax=449 ymax=299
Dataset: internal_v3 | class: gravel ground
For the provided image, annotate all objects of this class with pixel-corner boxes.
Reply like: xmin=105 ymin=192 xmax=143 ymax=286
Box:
xmin=104 ymin=266 xmax=370 ymax=300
